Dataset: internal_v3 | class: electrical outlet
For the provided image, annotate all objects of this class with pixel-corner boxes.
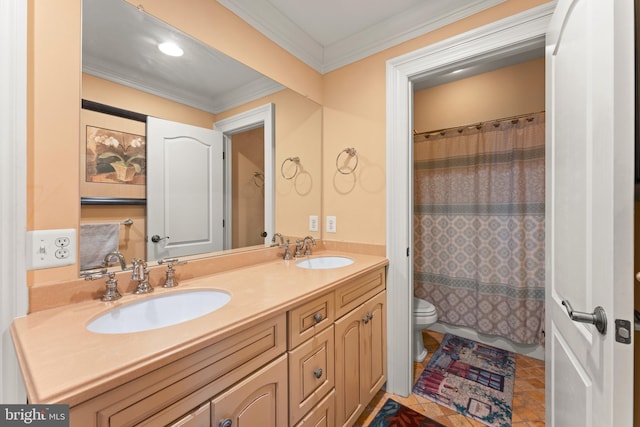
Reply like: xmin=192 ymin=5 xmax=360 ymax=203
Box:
xmin=26 ymin=229 xmax=76 ymax=270
xmin=326 ymin=216 xmax=337 ymax=233
xmin=309 ymin=215 xmax=319 ymax=232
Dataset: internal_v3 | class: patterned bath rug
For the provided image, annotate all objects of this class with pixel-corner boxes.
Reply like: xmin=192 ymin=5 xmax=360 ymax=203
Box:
xmin=412 ymin=333 xmax=515 ymax=427
xmin=367 ymin=398 xmax=446 ymax=427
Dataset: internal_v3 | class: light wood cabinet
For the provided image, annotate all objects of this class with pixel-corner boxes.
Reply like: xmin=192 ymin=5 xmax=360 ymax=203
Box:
xmin=168 ymin=403 xmax=210 ymax=427
xmin=288 ymin=292 xmax=336 ymax=426
xmin=288 ymin=325 xmax=335 ymax=425
xmin=71 ymin=314 xmax=286 ymax=427
xmin=334 ymin=290 xmax=386 ymax=427
xmin=294 ymin=390 xmax=335 ymax=427
xmin=67 ymin=266 xmax=386 ymax=427
xmin=211 ymin=354 xmax=288 ymax=427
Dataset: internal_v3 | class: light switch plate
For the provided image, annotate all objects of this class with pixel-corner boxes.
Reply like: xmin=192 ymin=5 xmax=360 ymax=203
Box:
xmin=309 ymin=215 xmax=319 ymax=232
xmin=326 ymin=216 xmax=337 ymax=233
xmin=26 ymin=229 xmax=76 ymax=270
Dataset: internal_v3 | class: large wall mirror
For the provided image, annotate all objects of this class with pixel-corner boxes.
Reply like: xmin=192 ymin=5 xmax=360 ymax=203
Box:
xmin=80 ymin=0 xmax=322 ymax=273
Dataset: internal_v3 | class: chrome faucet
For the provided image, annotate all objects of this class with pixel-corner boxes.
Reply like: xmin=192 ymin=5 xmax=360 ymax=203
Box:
xmin=271 ymin=233 xmax=286 ymax=247
xmin=131 ymin=258 xmax=153 ymax=294
xmin=272 ymin=233 xmax=292 ymax=260
xmin=103 ymin=251 xmax=127 ymax=270
xmin=302 ymin=236 xmax=317 ymax=255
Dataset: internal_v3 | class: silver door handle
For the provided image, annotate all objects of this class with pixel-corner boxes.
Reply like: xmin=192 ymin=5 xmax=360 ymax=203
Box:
xmin=561 ymin=299 xmax=607 ymax=335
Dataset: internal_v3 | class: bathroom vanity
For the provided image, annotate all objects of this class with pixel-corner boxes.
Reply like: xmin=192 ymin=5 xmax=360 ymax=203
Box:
xmin=11 ymin=251 xmax=387 ymax=427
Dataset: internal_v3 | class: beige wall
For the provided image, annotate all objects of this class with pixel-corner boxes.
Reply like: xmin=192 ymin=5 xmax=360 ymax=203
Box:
xmin=321 ymin=0 xmax=550 ymax=245
xmin=28 ymin=0 xmax=550 ymax=290
xmin=232 ymin=127 xmax=265 ymax=248
xmin=413 ymin=57 xmax=545 ymax=133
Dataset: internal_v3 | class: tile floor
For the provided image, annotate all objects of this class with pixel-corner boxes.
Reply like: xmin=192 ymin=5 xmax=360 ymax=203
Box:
xmin=355 ymin=330 xmax=546 ymax=427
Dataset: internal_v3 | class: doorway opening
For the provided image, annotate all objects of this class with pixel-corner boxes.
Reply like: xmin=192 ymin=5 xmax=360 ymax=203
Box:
xmin=385 ymin=2 xmax=554 ymax=396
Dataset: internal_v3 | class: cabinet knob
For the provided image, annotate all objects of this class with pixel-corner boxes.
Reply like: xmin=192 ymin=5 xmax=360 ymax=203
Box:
xmin=313 ymin=313 xmax=323 ymax=323
xmin=362 ymin=313 xmax=373 ymax=324
xmin=219 ymin=418 xmax=233 ymax=427
xmin=313 ymin=368 xmax=323 ymax=379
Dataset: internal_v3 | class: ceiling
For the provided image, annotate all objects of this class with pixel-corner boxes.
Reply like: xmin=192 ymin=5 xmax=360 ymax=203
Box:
xmin=82 ymin=0 xmax=544 ymax=114
xmin=217 ymin=0 xmax=512 ymax=73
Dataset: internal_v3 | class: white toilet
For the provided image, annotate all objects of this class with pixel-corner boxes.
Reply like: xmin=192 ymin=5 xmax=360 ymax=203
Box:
xmin=413 ymin=297 xmax=438 ymax=362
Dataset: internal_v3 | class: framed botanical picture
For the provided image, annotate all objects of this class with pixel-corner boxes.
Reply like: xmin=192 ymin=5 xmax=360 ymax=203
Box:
xmin=80 ymin=104 xmax=147 ymax=200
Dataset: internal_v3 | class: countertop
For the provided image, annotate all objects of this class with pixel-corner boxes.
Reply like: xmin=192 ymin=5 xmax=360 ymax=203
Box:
xmin=11 ymin=251 xmax=388 ymax=406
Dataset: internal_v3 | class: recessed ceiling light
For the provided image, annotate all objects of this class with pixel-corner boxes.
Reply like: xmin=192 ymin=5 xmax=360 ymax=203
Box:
xmin=158 ymin=42 xmax=183 ymax=57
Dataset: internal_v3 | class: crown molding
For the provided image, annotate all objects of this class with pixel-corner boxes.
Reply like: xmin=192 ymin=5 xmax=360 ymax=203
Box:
xmin=83 ymin=64 xmax=283 ymax=115
xmin=217 ymin=0 xmax=324 ymax=72
xmin=322 ymin=0 xmax=506 ymax=73
xmin=217 ymin=0 xmax=509 ymax=74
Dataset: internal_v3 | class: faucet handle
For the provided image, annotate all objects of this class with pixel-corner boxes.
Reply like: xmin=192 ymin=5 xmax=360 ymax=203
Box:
xmin=158 ymin=257 xmax=187 ymax=267
xmin=101 ymin=272 xmax=122 ymax=301
xmin=83 ymin=269 xmax=122 ymax=301
xmin=82 ymin=268 xmax=109 ymax=281
xmin=158 ymin=258 xmax=187 ymax=288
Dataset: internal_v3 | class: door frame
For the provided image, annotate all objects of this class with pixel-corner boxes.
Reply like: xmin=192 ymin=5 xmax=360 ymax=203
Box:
xmin=385 ymin=2 xmax=556 ymax=396
xmin=1 ymin=0 xmax=28 ymax=403
xmin=214 ymin=103 xmax=275 ymax=248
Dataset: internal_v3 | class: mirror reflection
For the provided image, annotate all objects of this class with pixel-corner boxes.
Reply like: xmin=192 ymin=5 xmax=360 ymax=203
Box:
xmin=80 ymin=0 xmax=322 ymax=274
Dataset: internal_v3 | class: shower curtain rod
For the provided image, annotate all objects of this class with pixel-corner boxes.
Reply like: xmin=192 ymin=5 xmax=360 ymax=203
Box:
xmin=413 ymin=110 xmax=545 ymax=140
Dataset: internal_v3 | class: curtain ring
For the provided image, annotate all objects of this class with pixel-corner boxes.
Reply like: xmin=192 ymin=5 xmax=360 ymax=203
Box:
xmin=280 ymin=156 xmax=300 ymax=180
xmin=336 ymin=148 xmax=358 ymax=175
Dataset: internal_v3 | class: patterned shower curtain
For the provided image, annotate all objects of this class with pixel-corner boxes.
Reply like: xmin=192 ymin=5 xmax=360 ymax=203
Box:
xmin=413 ymin=112 xmax=545 ymax=345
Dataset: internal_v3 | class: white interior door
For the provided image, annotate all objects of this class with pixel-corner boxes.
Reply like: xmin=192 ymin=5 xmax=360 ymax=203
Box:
xmin=147 ymin=117 xmax=224 ymax=261
xmin=546 ymin=0 xmax=634 ymax=425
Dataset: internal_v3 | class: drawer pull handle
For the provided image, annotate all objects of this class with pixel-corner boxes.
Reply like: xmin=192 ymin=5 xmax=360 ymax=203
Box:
xmin=313 ymin=368 xmax=323 ymax=379
xmin=313 ymin=313 xmax=323 ymax=323
xmin=219 ymin=419 xmax=233 ymax=427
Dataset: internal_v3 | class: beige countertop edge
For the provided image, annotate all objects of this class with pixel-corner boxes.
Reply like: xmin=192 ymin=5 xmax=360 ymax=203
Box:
xmin=11 ymin=251 xmax=388 ymax=407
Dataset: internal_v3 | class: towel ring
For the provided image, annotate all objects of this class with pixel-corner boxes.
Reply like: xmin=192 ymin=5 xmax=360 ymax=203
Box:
xmin=252 ymin=171 xmax=265 ymax=188
xmin=336 ymin=148 xmax=358 ymax=175
xmin=281 ymin=156 xmax=300 ymax=180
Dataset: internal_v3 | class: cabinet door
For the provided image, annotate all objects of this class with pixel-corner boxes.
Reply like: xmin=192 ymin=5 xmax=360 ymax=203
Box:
xmin=334 ymin=291 xmax=387 ymax=427
xmin=334 ymin=307 xmax=363 ymax=427
xmin=360 ymin=291 xmax=386 ymax=404
xmin=168 ymin=403 xmax=210 ymax=427
xmin=211 ymin=354 xmax=287 ymax=427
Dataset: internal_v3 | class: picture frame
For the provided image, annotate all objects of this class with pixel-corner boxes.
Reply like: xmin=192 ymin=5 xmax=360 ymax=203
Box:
xmin=80 ymin=101 xmax=147 ymax=200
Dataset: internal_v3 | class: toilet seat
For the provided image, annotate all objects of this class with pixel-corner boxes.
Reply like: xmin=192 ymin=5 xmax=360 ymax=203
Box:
xmin=413 ymin=297 xmax=436 ymax=315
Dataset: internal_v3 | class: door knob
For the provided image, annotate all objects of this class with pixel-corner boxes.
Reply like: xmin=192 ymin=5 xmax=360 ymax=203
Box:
xmin=561 ymin=299 xmax=607 ymax=334
xmin=151 ymin=235 xmax=169 ymax=243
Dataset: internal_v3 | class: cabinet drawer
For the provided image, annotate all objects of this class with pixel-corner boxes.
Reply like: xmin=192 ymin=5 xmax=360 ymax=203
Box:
xmin=288 ymin=292 xmax=334 ymax=349
xmin=334 ymin=268 xmax=385 ymax=319
xmin=288 ymin=326 xmax=335 ymax=425
xmin=294 ymin=389 xmax=335 ymax=427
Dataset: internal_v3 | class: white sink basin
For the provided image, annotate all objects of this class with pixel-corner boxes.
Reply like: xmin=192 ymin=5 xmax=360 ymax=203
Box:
xmin=87 ymin=289 xmax=231 ymax=334
xmin=295 ymin=256 xmax=354 ymax=269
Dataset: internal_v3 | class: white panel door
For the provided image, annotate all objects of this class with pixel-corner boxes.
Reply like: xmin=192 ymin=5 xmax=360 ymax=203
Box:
xmin=147 ymin=117 xmax=224 ymax=261
xmin=546 ymin=0 xmax=634 ymax=425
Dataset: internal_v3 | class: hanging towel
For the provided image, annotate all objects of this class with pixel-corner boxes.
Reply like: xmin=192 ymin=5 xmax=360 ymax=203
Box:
xmin=80 ymin=223 xmax=120 ymax=270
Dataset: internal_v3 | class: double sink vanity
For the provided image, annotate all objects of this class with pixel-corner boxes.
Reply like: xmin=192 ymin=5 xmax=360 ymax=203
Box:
xmin=11 ymin=248 xmax=388 ymax=427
